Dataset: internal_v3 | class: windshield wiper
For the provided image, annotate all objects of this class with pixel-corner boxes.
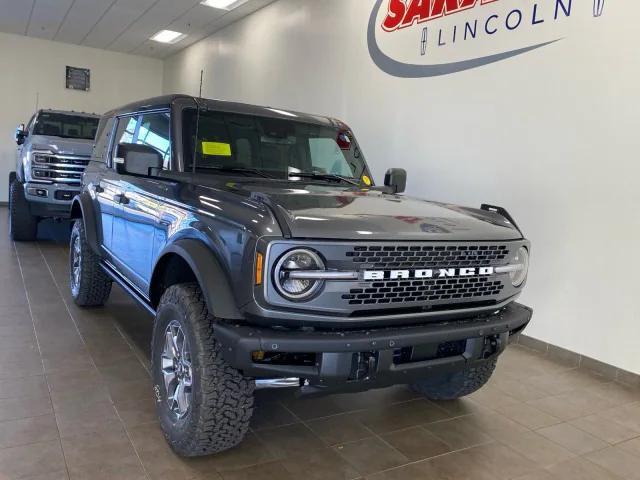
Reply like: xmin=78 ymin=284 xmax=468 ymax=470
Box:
xmin=288 ymin=172 xmax=360 ymax=186
xmin=196 ymin=166 xmax=276 ymax=179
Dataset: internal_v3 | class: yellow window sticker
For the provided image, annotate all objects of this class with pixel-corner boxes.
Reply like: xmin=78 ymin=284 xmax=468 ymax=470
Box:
xmin=361 ymin=175 xmax=372 ymax=186
xmin=202 ymin=141 xmax=231 ymax=157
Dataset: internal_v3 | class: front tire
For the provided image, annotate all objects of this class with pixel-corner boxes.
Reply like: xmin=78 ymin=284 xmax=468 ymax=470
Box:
xmin=151 ymin=283 xmax=254 ymax=457
xmin=9 ymin=180 xmax=38 ymax=241
xmin=410 ymin=358 xmax=497 ymax=400
xmin=69 ymin=219 xmax=112 ymax=306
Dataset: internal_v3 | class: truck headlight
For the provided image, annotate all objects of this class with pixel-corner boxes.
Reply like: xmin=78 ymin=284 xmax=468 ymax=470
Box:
xmin=510 ymin=246 xmax=529 ymax=287
xmin=273 ymin=249 xmax=325 ymax=300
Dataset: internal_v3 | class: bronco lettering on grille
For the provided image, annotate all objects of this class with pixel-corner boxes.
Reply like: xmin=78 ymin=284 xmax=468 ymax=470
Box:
xmin=363 ymin=267 xmax=495 ymax=281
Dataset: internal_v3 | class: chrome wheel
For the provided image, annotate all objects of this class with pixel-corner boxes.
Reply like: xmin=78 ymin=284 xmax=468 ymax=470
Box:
xmin=70 ymin=233 xmax=81 ymax=295
xmin=161 ymin=320 xmax=192 ymax=418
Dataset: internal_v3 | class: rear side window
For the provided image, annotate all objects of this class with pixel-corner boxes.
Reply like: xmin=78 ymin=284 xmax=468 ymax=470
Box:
xmin=112 ymin=112 xmax=171 ymax=170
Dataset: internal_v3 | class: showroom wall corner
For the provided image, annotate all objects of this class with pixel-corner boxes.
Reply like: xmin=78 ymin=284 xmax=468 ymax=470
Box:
xmin=0 ymin=31 xmax=163 ymax=201
xmin=162 ymin=0 xmax=640 ymax=375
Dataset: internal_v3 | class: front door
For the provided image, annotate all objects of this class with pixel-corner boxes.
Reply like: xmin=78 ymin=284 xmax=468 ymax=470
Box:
xmin=114 ymin=111 xmax=172 ymax=293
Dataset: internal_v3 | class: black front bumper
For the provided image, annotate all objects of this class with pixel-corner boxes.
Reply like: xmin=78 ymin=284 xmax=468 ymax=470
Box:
xmin=214 ymin=302 xmax=532 ymax=392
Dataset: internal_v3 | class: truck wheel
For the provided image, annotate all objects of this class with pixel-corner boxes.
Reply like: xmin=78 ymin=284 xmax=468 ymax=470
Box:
xmin=410 ymin=358 xmax=497 ymax=400
xmin=151 ymin=283 xmax=254 ymax=457
xmin=69 ymin=219 xmax=112 ymax=306
xmin=9 ymin=180 xmax=38 ymax=241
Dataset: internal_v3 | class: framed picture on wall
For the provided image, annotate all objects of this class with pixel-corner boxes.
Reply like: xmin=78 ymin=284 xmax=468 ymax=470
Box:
xmin=66 ymin=66 xmax=91 ymax=92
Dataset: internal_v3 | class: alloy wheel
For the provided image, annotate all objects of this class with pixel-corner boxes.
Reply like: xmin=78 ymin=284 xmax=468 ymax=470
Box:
xmin=70 ymin=233 xmax=81 ymax=295
xmin=161 ymin=320 xmax=192 ymax=418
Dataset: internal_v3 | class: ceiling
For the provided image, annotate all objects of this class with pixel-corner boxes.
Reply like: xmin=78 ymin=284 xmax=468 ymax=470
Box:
xmin=0 ymin=0 xmax=276 ymax=59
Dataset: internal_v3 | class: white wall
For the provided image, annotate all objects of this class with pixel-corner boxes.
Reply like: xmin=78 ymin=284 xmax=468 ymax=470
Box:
xmin=0 ymin=31 xmax=163 ymax=200
xmin=163 ymin=0 xmax=640 ymax=374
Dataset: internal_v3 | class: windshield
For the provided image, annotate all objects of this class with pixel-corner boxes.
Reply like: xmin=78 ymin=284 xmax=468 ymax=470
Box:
xmin=33 ymin=112 xmax=99 ymax=140
xmin=182 ymin=109 xmax=370 ymax=184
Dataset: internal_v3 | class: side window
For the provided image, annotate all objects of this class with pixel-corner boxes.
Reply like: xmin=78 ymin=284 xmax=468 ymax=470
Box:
xmin=309 ymin=138 xmax=352 ymax=176
xmin=137 ymin=113 xmax=171 ymax=170
xmin=114 ymin=116 xmax=138 ymax=145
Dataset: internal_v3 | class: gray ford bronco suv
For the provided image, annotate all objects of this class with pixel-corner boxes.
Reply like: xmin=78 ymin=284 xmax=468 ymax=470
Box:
xmin=10 ymin=110 xmax=100 ymax=240
xmin=69 ymin=95 xmax=532 ymax=457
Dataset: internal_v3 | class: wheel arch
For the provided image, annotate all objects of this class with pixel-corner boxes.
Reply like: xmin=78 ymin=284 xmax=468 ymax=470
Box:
xmin=150 ymin=239 xmax=243 ymax=320
xmin=70 ymin=192 xmax=100 ymax=254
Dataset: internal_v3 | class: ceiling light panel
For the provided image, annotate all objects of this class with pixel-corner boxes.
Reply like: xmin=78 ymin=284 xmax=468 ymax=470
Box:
xmin=200 ymin=0 xmax=249 ymax=11
xmin=150 ymin=29 xmax=186 ymax=44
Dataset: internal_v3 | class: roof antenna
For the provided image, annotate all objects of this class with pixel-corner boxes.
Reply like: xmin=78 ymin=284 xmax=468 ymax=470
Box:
xmin=192 ymin=69 xmax=204 ymax=175
xmin=35 ymin=91 xmax=39 ymax=111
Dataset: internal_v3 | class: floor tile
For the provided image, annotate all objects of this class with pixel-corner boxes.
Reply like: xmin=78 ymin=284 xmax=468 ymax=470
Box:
xmin=569 ymin=413 xmax=640 ymax=444
xmin=249 ymin=399 xmax=299 ymax=431
xmin=256 ymin=423 xmax=325 ymax=459
xmin=0 ymin=414 xmax=59 ymax=449
xmin=585 ymin=446 xmax=640 ymax=480
xmin=281 ymin=447 xmax=360 ymax=480
xmin=423 ymin=417 xmax=493 ymax=450
xmin=356 ymin=399 xmax=450 ymax=434
xmin=546 ymin=457 xmax=624 ymax=480
xmin=616 ymin=436 xmax=640 ymax=456
xmin=463 ymin=443 xmax=538 ymax=480
xmin=536 ymin=422 xmax=609 ymax=455
xmin=306 ymin=412 xmax=374 ymax=446
xmin=494 ymin=402 xmax=561 ymax=429
xmin=220 ymin=461 xmax=292 ymax=480
xmin=0 ymin=440 xmax=67 ymax=479
xmin=381 ymin=426 xmax=451 ymax=461
xmin=498 ymin=431 xmax=575 ymax=468
xmin=0 ymin=375 xmax=49 ymax=400
xmin=0 ymin=395 xmax=52 ymax=422
xmin=334 ymin=437 xmax=409 ymax=476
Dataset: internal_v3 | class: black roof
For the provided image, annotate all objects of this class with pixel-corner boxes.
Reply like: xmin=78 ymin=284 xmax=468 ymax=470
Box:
xmin=104 ymin=94 xmax=337 ymax=127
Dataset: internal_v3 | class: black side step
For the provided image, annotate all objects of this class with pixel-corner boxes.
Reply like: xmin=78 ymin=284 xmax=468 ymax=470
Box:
xmin=100 ymin=261 xmax=156 ymax=316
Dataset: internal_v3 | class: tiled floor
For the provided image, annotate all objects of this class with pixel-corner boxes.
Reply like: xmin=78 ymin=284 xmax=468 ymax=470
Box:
xmin=1 ymin=207 xmax=640 ymax=479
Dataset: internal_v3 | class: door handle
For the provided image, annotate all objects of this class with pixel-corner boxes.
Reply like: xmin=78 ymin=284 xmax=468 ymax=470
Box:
xmin=113 ymin=193 xmax=129 ymax=205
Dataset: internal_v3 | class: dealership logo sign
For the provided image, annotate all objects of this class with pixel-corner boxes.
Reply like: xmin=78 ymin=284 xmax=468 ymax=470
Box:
xmin=368 ymin=0 xmax=606 ymax=77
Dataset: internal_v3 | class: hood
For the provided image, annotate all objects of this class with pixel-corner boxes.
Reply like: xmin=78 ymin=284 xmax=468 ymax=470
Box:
xmin=29 ymin=135 xmax=94 ymax=156
xmin=203 ymin=181 xmax=522 ymax=241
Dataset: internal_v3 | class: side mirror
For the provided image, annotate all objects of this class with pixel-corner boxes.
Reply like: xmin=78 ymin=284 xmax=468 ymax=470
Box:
xmin=384 ymin=168 xmax=407 ymax=194
xmin=15 ymin=124 xmax=26 ymax=145
xmin=115 ymin=143 xmax=163 ymax=176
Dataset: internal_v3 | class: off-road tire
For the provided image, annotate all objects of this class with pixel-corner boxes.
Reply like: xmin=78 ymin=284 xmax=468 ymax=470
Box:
xmin=9 ymin=180 xmax=38 ymax=241
xmin=70 ymin=219 xmax=112 ymax=306
xmin=152 ymin=283 xmax=254 ymax=457
xmin=410 ymin=358 xmax=497 ymax=400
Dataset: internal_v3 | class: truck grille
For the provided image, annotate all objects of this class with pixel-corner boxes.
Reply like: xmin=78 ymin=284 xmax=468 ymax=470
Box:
xmin=347 ymin=244 xmax=509 ymax=269
xmin=344 ymin=276 xmax=505 ymax=305
xmin=31 ymin=154 xmax=90 ymax=186
xmin=344 ymin=243 xmax=510 ymax=306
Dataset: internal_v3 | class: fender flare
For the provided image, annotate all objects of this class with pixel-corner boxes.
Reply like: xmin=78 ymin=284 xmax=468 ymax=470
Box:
xmin=70 ymin=192 xmax=100 ymax=254
xmin=150 ymin=239 xmax=243 ymax=320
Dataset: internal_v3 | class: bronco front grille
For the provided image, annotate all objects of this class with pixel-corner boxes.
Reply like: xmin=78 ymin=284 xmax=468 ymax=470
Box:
xmin=347 ymin=244 xmax=509 ymax=269
xmin=343 ymin=276 xmax=505 ymax=305
xmin=343 ymin=243 xmax=510 ymax=307
xmin=32 ymin=154 xmax=89 ymax=185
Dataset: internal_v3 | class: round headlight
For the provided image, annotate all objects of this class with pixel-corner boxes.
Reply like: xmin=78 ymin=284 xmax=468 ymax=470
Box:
xmin=274 ymin=249 xmax=325 ymax=300
xmin=510 ymin=246 xmax=529 ymax=287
